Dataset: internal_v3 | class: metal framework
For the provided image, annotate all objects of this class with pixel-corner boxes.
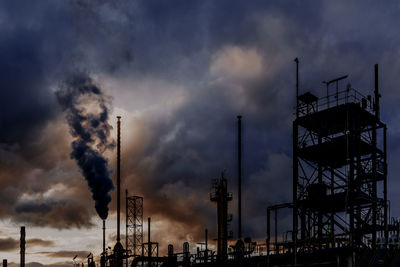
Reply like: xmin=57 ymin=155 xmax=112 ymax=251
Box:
xmin=126 ymin=192 xmax=144 ymax=263
xmin=141 ymin=217 xmax=159 ymax=267
xmin=292 ymin=65 xmax=388 ymax=251
xmin=266 ymin=64 xmax=393 ymax=267
xmin=210 ymin=172 xmax=233 ymax=262
xmin=141 ymin=242 xmax=159 ymax=264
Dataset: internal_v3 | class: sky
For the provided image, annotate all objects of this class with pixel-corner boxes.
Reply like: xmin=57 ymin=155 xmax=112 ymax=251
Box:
xmin=2 ymin=0 xmax=400 ymax=265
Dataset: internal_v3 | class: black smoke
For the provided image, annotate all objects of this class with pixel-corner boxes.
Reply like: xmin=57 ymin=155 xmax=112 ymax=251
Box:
xmin=56 ymin=72 xmax=115 ymax=220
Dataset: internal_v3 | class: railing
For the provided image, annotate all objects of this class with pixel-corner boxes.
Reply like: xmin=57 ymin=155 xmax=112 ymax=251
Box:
xmin=297 ymin=88 xmax=374 ymax=117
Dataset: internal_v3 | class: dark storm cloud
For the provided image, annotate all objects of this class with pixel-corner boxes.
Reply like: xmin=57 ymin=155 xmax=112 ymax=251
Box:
xmin=0 ymin=125 xmax=99 ymax=228
xmin=61 ymin=0 xmax=136 ymax=76
xmin=15 ymin=201 xmax=56 ymax=214
xmin=115 ymin=0 xmax=400 ymax=243
xmin=14 ymin=200 xmax=94 ymax=229
xmin=0 ymin=238 xmax=18 ymax=251
xmin=0 ymin=237 xmax=54 ymax=252
xmin=2 ymin=0 xmax=400 ymax=254
xmin=0 ymin=1 xmax=67 ymax=144
xmin=0 ymin=0 xmax=135 ymax=228
xmin=0 ymin=0 xmax=135 ymax=146
xmin=41 ymin=250 xmax=91 ymax=258
xmin=27 ymin=238 xmax=55 ymax=247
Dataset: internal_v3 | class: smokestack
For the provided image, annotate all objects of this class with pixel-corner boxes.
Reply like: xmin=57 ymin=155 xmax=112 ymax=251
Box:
xmin=113 ymin=116 xmax=123 ymax=267
xmin=237 ymin=115 xmax=242 ymax=239
xmin=20 ymin=226 xmax=25 ymax=267
xmin=3 ymin=259 xmax=7 ymax=267
xmin=102 ymin=220 xmax=106 ymax=261
xmin=117 ymin=116 xmax=121 ymax=243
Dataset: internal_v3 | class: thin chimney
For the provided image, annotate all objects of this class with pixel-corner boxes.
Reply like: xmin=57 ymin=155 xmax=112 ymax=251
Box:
xmin=102 ymin=220 xmax=106 ymax=259
xmin=237 ymin=115 xmax=242 ymax=239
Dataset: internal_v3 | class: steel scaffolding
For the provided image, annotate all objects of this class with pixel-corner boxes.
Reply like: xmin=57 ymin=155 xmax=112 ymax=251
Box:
xmin=292 ymin=67 xmax=388 ymax=250
xmin=210 ymin=172 xmax=233 ymax=262
xmin=126 ymin=191 xmax=143 ymax=266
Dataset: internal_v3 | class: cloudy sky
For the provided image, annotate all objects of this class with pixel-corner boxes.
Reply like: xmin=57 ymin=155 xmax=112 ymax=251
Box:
xmin=2 ymin=0 xmax=400 ymax=265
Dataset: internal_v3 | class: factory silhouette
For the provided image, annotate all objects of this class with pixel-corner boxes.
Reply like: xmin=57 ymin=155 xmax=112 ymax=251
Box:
xmin=4 ymin=60 xmax=400 ymax=267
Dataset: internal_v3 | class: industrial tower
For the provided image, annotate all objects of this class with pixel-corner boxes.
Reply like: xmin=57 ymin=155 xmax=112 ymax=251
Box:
xmin=126 ymin=190 xmax=143 ymax=266
xmin=266 ymin=62 xmax=392 ymax=266
xmin=292 ymin=64 xmax=388 ymax=250
xmin=210 ymin=172 xmax=233 ymax=262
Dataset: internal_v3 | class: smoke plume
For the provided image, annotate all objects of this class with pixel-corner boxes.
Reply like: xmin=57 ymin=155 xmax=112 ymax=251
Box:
xmin=56 ymin=72 xmax=115 ymax=220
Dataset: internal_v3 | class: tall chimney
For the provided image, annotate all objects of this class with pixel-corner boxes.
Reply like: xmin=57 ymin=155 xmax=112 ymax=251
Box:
xmin=113 ymin=116 xmax=123 ymax=267
xmin=117 ymin=116 xmax=121 ymax=242
xmin=102 ymin=220 xmax=106 ymax=266
xmin=20 ymin=226 xmax=25 ymax=267
xmin=237 ymin=115 xmax=242 ymax=239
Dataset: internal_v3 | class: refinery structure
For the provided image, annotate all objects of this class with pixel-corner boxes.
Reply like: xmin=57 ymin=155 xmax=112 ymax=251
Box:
xmin=4 ymin=61 xmax=400 ymax=267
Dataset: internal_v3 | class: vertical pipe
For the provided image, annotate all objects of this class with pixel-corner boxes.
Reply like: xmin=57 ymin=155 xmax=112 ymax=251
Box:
xmin=318 ymin=136 xmax=322 ymax=248
xmin=294 ymin=58 xmax=299 ymax=118
xmin=205 ymin=228 xmax=208 ymax=251
xmin=205 ymin=228 xmax=208 ymax=262
xmin=168 ymin=244 xmax=174 ymax=257
xmin=384 ymin=125 xmax=388 ymax=244
xmin=267 ymin=208 xmax=270 ymax=256
xmin=222 ymin=177 xmax=228 ymax=261
xmin=331 ymin=169 xmax=335 ymax=248
xmin=103 ymin=220 xmax=106 ymax=260
xmin=148 ymin=217 xmax=151 ymax=267
xmin=349 ymin=116 xmax=356 ymax=247
xmin=374 ymin=64 xmax=380 ymax=119
xmin=372 ymin=65 xmax=378 ymax=247
xmin=125 ymin=189 xmax=128 ymax=267
xmin=326 ymin=83 xmax=330 ymax=108
xmin=148 ymin=217 xmax=151 ymax=256
xmin=237 ymin=115 xmax=242 ymax=239
xmin=117 ymin=116 xmax=121 ymax=243
xmin=20 ymin=226 xmax=25 ymax=267
xmin=274 ymin=209 xmax=278 ymax=254
xmin=336 ymin=82 xmax=339 ymax=106
xmin=293 ymin=121 xmax=298 ymax=254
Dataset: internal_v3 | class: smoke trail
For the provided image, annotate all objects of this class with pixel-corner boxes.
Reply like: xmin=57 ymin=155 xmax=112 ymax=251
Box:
xmin=56 ymin=72 xmax=115 ymax=220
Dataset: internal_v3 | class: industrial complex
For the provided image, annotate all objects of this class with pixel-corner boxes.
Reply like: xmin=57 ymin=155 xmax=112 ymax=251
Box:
xmin=4 ymin=61 xmax=400 ymax=267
